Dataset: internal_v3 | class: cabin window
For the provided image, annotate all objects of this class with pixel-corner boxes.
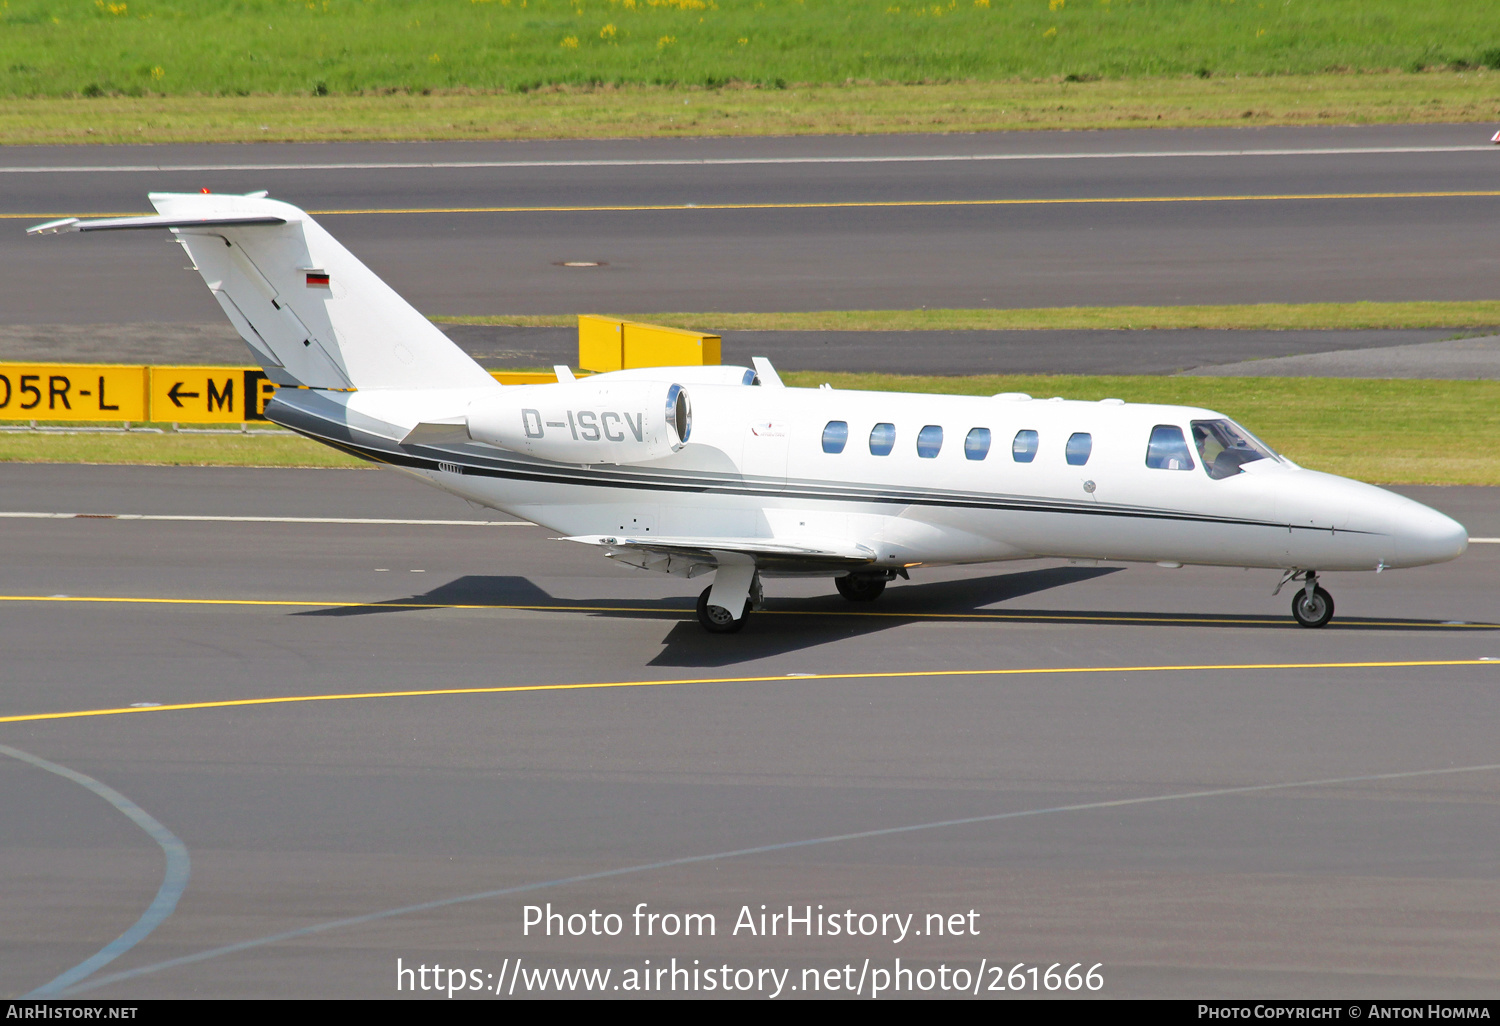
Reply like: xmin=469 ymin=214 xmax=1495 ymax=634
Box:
xmin=1012 ymin=429 xmax=1039 ymax=463
xmin=1145 ymin=424 xmax=1195 ymax=471
xmin=821 ymin=420 xmax=849 ymax=454
xmin=1191 ymin=419 xmax=1278 ymax=480
xmin=964 ymin=427 xmax=991 ymax=461
xmin=1065 ymin=432 xmax=1093 ymax=466
xmin=916 ymin=425 xmax=944 ymax=459
xmin=869 ymin=422 xmax=896 ymax=456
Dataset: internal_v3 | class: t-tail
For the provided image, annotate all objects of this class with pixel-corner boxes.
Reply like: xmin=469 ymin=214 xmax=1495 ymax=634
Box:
xmin=28 ymin=191 xmax=497 ymax=393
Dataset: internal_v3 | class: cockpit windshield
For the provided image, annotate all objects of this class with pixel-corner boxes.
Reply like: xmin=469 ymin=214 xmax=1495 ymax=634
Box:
xmin=1190 ymin=419 xmax=1279 ymax=480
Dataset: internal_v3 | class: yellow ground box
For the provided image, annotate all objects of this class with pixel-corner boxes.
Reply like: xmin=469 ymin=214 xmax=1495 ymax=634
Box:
xmin=622 ymin=321 xmax=721 ymax=369
xmin=0 ymin=363 xmax=148 ymax=421
xmin=578 ymin=314 xmax=625 ymax=372
xmin=577 ymin=316 xmax=721 ymax=371
xmin=149 ymin=367 xmax=279 ymax=423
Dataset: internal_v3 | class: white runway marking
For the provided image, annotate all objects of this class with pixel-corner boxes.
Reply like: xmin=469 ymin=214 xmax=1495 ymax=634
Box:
xmin=0 ymin=743 xmax=191 ymax=999
xmin=59 ymin=760 xmax=1500 ymax=996
xmin=0 ymin=145 xmax=1492 ymax=175
xmin=0 ymin=512 xmax=529 ymax=526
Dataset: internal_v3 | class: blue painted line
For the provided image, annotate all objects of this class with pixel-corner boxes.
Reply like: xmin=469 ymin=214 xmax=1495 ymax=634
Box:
xmin=2 ymin=743 xmax=191 ymax=998
xmin=62 ymin=760 xmax=1500 ymax=995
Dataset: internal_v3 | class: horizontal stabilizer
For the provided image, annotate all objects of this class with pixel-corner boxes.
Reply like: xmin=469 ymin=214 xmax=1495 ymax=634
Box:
xmin=28 ymin=214 xmax=287 ymax=235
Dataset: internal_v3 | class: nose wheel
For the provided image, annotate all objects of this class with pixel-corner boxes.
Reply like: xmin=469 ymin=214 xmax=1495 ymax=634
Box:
xmin=1281 ymin=570 xmax=1335 ymax=628
xmin=1291 ymin=585 xmax=1334 ymax=628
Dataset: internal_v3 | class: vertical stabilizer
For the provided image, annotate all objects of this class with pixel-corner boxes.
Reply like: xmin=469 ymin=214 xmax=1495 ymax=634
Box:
xmin=148 ymin=192 xmax=496 ymax=392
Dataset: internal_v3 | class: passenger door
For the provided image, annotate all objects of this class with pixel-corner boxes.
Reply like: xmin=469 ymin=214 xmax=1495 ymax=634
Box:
xmin=741 ymin=404 xmax=790 ymax=491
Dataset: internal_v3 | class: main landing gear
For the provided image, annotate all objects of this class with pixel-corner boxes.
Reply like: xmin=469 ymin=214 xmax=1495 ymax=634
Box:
xmin=694 ymin=567 xmax=903 ymax=632
xmin=696 ymin=563 xmax=763 ymax=634
xmin=834 ymin=568 xmax=904 ymax=603
xmin=697 ymin=585 xmax=745 ymax=633
xmin=835 ymin=574 xmax=886 ymax=602
xmin=1277 ymin=569 xmax=1335 ymax=628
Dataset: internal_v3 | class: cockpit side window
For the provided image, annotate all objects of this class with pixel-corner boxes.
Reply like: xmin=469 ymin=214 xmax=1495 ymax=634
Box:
xmin=1191 ymin=418 xmax=1279 ymax=480
xmin=1145 ymin=424 xmax=1195 ymax=471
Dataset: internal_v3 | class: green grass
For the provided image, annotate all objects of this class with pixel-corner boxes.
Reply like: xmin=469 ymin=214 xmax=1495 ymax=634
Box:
xmin=4 ymin=0 xmax=1499 ymax=98
xmin=437 ymin=301 xmax=1500 ymax=332
xmin=5 ymin=377 xmax=1497 ymax=485
xmin=3 ymin=73 xmax=1498 ymax=143
xmin=2 ymin=1 xmax=1499 ymax=143
xmin=0 ymin=427 xmax=364 ymax=467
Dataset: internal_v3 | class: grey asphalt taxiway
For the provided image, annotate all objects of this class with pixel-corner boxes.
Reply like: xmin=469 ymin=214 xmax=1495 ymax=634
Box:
xmin=2 ymin=322 xmax=1484 ymax=377
xmin=2 ymin=466 xmax=1498 ymax=998
xmin=4 ymin=123 xmax=1499 ymax=323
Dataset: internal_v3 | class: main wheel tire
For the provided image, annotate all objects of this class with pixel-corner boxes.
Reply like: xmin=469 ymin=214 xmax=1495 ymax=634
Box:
xmin=835 ymin=575 xmax=887 ymax=602
xmin=1291 ymin=585 xmax=1334 ymax=628
xmin=697 ymin=586 xmax=746 ymax=634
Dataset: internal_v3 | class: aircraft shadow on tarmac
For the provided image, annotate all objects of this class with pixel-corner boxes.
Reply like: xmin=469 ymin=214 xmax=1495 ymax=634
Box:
xmin=294 ymin=574 xmax=567 ymax=615
xmin=292 ymin=566 xmax=1491 ymax=667
xmin=647 ymin=565 xmax=1124 ymax=667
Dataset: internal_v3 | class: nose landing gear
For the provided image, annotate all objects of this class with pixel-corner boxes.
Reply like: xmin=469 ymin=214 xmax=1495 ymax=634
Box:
xmin=1277 ymin=569 xmax=1335 ymax=628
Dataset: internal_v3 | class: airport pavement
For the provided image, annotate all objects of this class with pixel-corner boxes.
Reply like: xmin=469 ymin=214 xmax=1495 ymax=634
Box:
xmin=1 ymin=466 xmax=1497 ymax=998
xmin=4 ymin=123 xmax=1499 ymax=323
xmin=1180 ymin=334 xmax=1500 ymax=379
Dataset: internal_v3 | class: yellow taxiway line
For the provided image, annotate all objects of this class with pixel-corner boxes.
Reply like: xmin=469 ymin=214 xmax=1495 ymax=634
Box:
xmin=7 ymin=189 xmax=1500 ymax=221
xmin=1 ymin=659 xmax=1493 ymax=725
xmin=0 ymin=593 xmax=1496 ymax=630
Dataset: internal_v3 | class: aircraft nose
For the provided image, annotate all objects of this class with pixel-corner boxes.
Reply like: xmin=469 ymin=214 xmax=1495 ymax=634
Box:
xmin=1389 ymin=502 xmax=1468 ymax=567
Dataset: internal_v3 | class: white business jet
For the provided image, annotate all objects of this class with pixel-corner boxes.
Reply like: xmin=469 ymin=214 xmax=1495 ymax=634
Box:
xmin=31 ymin=193 xmax=1468 ymax=633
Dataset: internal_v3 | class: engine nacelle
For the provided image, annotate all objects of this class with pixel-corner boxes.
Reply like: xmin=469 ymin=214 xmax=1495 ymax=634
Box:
xmin=466 ymin=379 xmax=691 ymax=464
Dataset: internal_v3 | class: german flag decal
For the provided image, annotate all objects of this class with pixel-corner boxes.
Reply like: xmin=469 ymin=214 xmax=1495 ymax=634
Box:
xmin=305 ymin=270 xmax=331 ymax=287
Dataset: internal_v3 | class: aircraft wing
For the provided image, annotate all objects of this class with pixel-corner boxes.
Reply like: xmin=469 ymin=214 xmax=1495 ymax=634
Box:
xmin=563 ymin=534 xmax=877 ymax=575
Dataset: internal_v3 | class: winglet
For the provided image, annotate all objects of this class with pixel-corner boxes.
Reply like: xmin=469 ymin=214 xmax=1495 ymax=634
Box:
xmin=26 ymin=218 xmax=81 ymax=236
xmin=751 ymin=357 xmax=784 ymax=388
xmin=553 ymin=365 xmax=576 ymax=383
